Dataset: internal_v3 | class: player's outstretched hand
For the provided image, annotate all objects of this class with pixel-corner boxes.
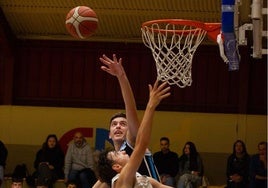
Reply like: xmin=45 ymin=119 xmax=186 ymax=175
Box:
xmin=99 ymin=54 xmax=125 ymax=77
xmin=147 ymin=80 xmax=170 ymax=109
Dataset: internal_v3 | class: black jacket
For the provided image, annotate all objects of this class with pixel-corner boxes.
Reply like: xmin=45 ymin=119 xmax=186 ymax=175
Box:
xmin=0 ymin=141 xmax=8 ymax=167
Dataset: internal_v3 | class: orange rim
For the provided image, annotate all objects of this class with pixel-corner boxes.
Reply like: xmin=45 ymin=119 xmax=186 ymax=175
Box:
xmin=142 ymin=19 xmax=221 ymax=42
xmin=204 ymin=22 xmax=221 ymax=41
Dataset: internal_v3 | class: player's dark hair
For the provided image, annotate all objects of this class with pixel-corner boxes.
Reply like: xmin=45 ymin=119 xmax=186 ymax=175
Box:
xmin=96 ymin=148 xmax=117 ymax=186
xmin=109 ymin=112 xmax=126 ymax=124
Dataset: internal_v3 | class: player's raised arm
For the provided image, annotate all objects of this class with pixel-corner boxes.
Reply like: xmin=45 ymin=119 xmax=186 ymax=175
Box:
xmin=117 ymin=80 xmax=170 ymax=187
xmin=99 ymin=54 xmax=139 ymax=147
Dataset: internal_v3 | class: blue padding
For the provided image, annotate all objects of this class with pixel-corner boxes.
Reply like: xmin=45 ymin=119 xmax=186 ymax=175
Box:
xmin=223 ymin=32 xmax=240 ymax=71
xmin=222 ymin=11 xmax=234 ymax=32
xmin=222 ymin=0 xmax=235 ymax=5
xmin=221 ymin=0 xmax=235 ymax=34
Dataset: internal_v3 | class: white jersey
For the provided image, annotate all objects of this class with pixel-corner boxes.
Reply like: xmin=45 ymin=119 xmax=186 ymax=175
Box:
xmin=111 ymin=172 xmax=153 ymax=188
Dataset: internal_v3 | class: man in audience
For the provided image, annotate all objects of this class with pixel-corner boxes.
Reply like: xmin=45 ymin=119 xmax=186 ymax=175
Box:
xmin=64 ymin=131 xmax=97 ymax=188
xmin=249 ymin=141 xmax=267 ymax=188
xmin=153 ymin=137 xmax=179 ymax=186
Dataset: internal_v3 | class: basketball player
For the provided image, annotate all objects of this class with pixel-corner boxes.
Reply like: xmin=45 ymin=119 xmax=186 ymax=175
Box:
xmin=96 ymin=80 xmax=171 ymax=188
xmin=93 ymin=54 xmax=160 ymax=188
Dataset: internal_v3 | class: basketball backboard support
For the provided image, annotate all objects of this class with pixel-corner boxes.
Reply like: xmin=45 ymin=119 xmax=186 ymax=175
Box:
xmin=236 ymin=0 xmax=267 ymax=58
xmin=218 ymin=0 xmax=267 ymax=71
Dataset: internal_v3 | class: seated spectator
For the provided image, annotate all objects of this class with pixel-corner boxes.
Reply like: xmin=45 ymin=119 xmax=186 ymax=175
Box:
xmin=153 ymin=137 xmax=179 ymax=186
xmin=176 ymin=141 xmax=204 ymax=188
xmin=33 ymin=134 xmax=65 ymax=188
xmin=249 ymin=141 xmax=267 ymax=188
xmin=36 ymin=181 xmax=49 ymax=188
xmin=11 ymin=177 xmax=23 ymax=188
xmin=66 ymin=181 xmax=77 ymax=188
xmin=64 ymin=131 xmax=97 ymax=188
xmin=0 ymin=140 xmax=8 ymax=188
xmin=226 ymin=140 xmax=250 ymax=188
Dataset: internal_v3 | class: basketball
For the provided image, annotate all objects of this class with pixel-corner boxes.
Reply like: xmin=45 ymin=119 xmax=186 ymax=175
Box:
xmin=65 ymin=6 xmax=98 ymax=39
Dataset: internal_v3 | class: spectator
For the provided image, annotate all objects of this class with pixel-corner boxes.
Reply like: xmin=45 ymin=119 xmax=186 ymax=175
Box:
xmin=34 ymin=134 xmax=64 ymax=188
xmin=0 ymin=140 xmax=8 ymax=188
xmin=64 ymin=131 xmax=97 ymax=188
xmin=226 ymin=140 xmax=250 ymax=188
xmin=36 ymin=182 xmax=49 ymax=188
xmin=153 ymin=137 xmax=179 ymax=186
xmin=249 ymin=141 xmax=267 ymax=188
xmin=66 ymin=181 xmax=77 ymax=188
xmin=176 ymin=141 xmax=203 ymax=188
xmin=11 ymin=178 xmax=23 ymax=188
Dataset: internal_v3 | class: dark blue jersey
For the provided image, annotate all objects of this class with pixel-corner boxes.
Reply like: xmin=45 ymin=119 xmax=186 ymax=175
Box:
xmin=120 ymin=141 xmax=160 ymax=181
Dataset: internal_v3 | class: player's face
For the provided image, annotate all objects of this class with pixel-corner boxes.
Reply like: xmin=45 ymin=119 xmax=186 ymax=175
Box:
xmin=108 ymin=150 xmax=129 ymax=167
xmin=109 ymin=117 xmax=128 ymax=142
xmin=47 ymin=137 xmax=57 ymax=149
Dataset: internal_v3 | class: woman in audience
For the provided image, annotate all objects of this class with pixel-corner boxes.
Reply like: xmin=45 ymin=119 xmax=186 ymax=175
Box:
xmin=176 ymin=141 xmax=203 ymax=188
xmin=34 ymin=134 xmax=65 ymax=188
xmin=226 ymin=140 xmax=250 ymax=188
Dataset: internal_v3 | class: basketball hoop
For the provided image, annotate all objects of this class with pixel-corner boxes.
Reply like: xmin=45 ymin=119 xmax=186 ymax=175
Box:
xmin=141 ymin=19 xmax=221 ymax=88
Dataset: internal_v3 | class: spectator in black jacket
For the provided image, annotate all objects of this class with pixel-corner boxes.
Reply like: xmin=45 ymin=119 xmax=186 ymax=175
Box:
xmin=226 ymin=140 xmax=250 ymax=188
xmin=33 ymin=134 xmax=64 ymax=188
xmin=249 ymin=141 xmax=267 ymax=188
xmin=0 ymin=140 xmax=8 ymax=188
xmin=153 ymin=137 xmax=179 ymax=186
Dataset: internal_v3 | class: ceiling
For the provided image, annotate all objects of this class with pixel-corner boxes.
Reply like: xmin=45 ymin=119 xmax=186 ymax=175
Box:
xmin=0 ymin=0 xmax=252 ymax=43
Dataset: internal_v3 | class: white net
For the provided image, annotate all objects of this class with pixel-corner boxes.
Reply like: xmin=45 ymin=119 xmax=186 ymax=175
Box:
xmin=141 ymin=21 xmax=207 ymax=88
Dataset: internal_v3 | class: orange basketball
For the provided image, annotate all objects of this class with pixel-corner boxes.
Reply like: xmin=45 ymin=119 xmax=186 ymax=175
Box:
xmin=65 ymin=6 xmax=98 ymax=39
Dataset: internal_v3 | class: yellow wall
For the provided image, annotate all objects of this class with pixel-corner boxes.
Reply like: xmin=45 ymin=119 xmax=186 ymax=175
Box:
xmin=0 ymin=105 xmax=267 ymax=154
